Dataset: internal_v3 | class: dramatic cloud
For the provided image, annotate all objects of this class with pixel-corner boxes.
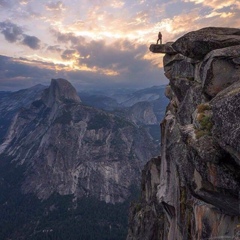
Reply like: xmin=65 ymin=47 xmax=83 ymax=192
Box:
xmin=0 ymin=21 xmax=23 ymax=43
xmin=51 ymin=29 xmax=85 ymax=46
xmin=0 ymin=0 xmax=239 ymax=91
xmin=22 ymin=35 xmax=41 ymax=49
xmin=50 ymin=28 xmax=159 ymax=80
xmin=61 ymin=49 xmax=78 ymax=60
xmin=0 ymin=21 xmax=41 ymax=50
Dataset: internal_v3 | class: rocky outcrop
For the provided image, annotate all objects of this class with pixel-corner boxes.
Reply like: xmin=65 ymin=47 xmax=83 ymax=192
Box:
xmin=201 ymin=45 xmax=240 ymax=97
xmin=149 ymin=42 xmax=176 ymax=54
xmin=0 ymin=79 xmax=157 ymax=204
xmin=172 ymin=27 xmax=240 ymax=60
xmin=128 ymin=27 xmax=240 ymax=239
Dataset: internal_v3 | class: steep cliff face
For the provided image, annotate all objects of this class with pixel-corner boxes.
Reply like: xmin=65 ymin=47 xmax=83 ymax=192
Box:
xmin=127 ymin=157 xmax=165 ymax=240
xmin=0 ymin=84 xmax=46 ymax=144
xmin=0 ymin=78 xmax=157 ymax=204
xmin=127 ymin=27 xmax=240 ymax=240
xmin=121 ymin=101 xmax=158 ymax=126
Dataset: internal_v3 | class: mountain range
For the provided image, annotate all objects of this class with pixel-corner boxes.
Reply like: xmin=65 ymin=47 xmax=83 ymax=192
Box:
xmin=0 ymin=78 xmax=166 ymax=239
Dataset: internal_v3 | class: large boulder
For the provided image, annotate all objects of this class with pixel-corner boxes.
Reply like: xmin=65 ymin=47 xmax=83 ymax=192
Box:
xmin=201 ymin=45 xmax=240 ymax=97
xmin=172 ymin=27 xmax=240 ymax=60
xmin=163 ymin=53 xmax=196 ymax=102
xmin=211 ymin=81 xmax=240 ymax=166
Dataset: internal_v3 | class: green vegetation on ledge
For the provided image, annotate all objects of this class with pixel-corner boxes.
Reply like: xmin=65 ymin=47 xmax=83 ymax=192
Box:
xmin=195 ymin=103 xmax=213 ymax=139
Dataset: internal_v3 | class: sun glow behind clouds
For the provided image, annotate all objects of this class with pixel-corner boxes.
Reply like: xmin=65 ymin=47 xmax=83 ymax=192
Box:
xmin=14 ymin=55 xmax=75 ymax=71
xmin=0 ymin=0 xmax=239 ymax=90
xmin=20 ymin=53 xmax=120 ymax=76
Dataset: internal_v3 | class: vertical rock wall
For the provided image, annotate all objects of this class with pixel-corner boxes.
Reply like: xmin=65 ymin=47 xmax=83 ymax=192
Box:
xmin=127 ymin=27 xmax=240 ymax=240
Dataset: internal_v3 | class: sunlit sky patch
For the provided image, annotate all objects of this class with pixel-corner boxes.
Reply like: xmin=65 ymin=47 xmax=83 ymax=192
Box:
xmin=0 ymin=0 xmax=239 ymax=91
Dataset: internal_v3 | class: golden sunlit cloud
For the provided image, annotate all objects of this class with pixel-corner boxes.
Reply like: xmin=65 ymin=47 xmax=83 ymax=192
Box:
xmin=69 ymin=64 xmax=119 ymax=76
xmin=99 ymin=68 xmax=119 ymax=76
xmin=135 ymin=11 xmax=149 ymax=24
xmin=184 ymin=0 xmax=238 ymax=10
xmin=13 ymin=55 xmax=71 ymax=71
xmin=205 ymin=11 xmax=220 ymax=18
xmin=153 ymin=11 xmax=201 ymax=41
xmin=142 ymin=52 xmax=163 ymax=68
xmin=220 ymin=12 xmax=234 ymax=18
xmin=110 ymin=0 xmax=125 ymax=8
xmin=205 ymin=11 xmax=234 ymax=18
xmin=54 ymin=6 xmax=153 ymax=44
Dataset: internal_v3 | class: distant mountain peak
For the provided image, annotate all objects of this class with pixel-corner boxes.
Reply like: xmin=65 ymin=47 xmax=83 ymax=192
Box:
xmin=42 ymin=78 xmax=81 ymax=106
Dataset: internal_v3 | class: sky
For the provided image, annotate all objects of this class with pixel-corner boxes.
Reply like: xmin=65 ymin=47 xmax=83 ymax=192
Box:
xmin=0 ymin=0 xmax=239 ymax=91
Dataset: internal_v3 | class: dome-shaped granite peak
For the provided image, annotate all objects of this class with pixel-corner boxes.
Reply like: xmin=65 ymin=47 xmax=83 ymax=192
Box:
xmin=42 ymin=78 xmax=81 ymax=106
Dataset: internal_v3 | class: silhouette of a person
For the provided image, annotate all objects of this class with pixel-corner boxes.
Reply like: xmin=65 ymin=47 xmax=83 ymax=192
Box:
xmin=157 ymin=32 xmax=162 ymax=44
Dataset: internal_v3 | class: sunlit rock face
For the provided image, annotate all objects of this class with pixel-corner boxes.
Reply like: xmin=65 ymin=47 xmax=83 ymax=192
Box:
xmin=0 ymin=78 xmax=157 ymax=204
xmin=128 ymin=27 xmax=240 ymax=240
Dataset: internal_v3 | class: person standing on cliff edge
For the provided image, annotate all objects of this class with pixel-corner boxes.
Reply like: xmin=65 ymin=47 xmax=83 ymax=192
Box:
xmin=157 ymin=32 xmax=162 ymax=44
